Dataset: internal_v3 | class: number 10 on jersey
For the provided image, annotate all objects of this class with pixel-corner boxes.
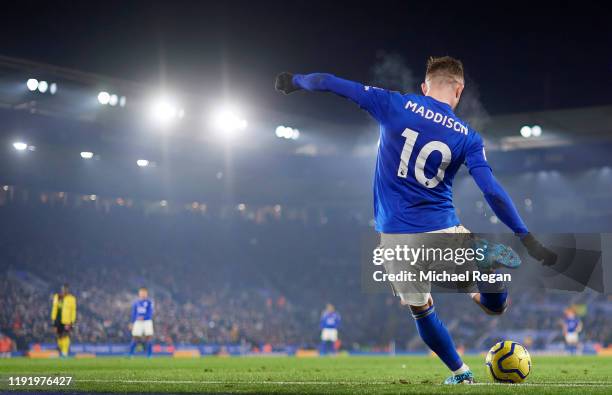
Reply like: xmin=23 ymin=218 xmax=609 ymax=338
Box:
xmin=397 ymin=128 xmax=452 ymax=189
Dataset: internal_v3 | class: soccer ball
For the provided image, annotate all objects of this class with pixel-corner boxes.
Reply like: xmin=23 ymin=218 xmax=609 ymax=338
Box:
xmin=485 ymin=340 xmax=531 ymax=383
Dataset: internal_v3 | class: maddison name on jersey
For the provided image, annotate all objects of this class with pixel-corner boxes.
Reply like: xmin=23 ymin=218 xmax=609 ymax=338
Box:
xmin=405 ymin=100 xmax=468 ymax=135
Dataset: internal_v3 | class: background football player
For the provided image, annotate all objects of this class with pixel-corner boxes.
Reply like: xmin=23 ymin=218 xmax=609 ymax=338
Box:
xmin=320 ymin=303 xmax=341 ymax=355
xmin=562 ymin=307 xmax=583 ymax=355
xmin=51 ymin=283 xmax=77 ymax=357
xmin=128 ymin=287 xmax=154 ymax=358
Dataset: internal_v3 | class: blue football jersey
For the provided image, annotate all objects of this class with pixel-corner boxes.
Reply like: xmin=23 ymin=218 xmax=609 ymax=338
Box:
xmin=320 ymin=311 xmax=341 ymax=329
xmin=292 ymin=74 xmax=497 ymax=234
xmin=365 ymin=89 xmax=490 ymax=233
xmin=131 ymin=299 xmax=154 ymax=322
xmin=565 ymin=317 xmax=580 ymax=333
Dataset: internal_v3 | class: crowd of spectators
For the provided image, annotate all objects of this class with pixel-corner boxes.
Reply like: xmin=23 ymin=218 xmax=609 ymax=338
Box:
xmin=0 ymin=191 xmax=610 ymax=352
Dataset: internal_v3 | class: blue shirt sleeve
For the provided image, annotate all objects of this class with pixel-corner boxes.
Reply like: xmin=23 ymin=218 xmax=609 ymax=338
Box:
xmin=465 ymin=132 xmax=528 ymax=234
xmin=292 ymin=73 xmax=394 ymax=123
xmin=148 ymin=300 xmax=154 ymax=318
xmin=470 ymin=167 xmax=529 ymax=235
xmin=464 ymin=132 xmax=491 ymax=172
xmin=130 ymin=302 xmax=137 ymax=323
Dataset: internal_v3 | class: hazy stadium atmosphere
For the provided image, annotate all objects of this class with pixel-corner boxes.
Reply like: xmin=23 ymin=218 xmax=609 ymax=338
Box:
xmin=0 ymin=1 xmax=611 ymax=394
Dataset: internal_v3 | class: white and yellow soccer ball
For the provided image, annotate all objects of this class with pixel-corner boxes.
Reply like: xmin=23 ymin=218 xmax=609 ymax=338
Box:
xmin=485 ymin=340 xmax=531 ymax=383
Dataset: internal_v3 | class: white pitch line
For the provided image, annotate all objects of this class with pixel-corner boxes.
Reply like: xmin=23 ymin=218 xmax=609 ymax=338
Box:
xmin=73 ymin=379 xmax=612 ymax=387
xmin=77 ymin=379 xmax=388 ymax=385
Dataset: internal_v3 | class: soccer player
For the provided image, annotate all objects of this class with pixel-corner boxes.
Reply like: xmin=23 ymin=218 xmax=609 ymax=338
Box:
xmin=129 ymin=287 xmax=154 ymax=358
xmin=563 ymin=307 xmax=582 ymax=355
xmin=275 ymin=57 xmax=557 ymax=383
xmin=320 ymin=304 xmax=341 ymax=355
xmin=51 ymin=283 xmax=77 ymax=357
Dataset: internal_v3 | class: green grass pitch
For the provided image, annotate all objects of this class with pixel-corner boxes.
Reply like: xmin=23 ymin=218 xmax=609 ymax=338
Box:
xmin=0 ymin=355 xmax=611 ymax=394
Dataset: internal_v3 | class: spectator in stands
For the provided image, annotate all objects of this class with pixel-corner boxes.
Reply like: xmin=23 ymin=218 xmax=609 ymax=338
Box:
xmin=0 ymin=332 xmax=16 ymax=357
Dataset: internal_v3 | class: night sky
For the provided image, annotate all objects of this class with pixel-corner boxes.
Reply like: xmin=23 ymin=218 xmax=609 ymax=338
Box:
xmin=1 ymin=1 xmax=610 ymax=124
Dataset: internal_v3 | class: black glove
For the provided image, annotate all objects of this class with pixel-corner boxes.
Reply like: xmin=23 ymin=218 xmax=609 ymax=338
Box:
xmin=275 ymin=72 xmax=301 ymax=94
xmin=520 ymin=233 xmax=557 ymax=266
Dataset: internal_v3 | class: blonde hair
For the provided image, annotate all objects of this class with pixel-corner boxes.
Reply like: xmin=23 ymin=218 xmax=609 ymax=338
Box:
xmin=426 ymin=56 xmax=464 ymax=85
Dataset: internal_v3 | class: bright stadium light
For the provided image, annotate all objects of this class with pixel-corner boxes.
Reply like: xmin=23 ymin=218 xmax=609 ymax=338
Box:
xmin=13 ymin=142 xmax=28 ymax=151
xmin=520 ymin=125 xmax=532 ymax=138
xmin=98 ymin=91 xmax=111 ymax=105
xmin=531 ymin=125 xmax=542 ymax=137
xmin=151 ymin=97 xmax=183 ymax=124
xmin=26 ymin=78 xmax=38 ymax=91
xmin=49 ymin=82 xmax=58 ymax=95
xmin=98 ymin=91 xmax=125 ymax=108
xmin=80 ymin=151 xmax=94 ymax=159
xmin=136 ymin=159 xmax=150 ymax=167
xmin=212 ymin=106 xmax=247 ymax=137
xmin=275 ymin=125 xmax=300 ymax=140
xmin=37 ymin=80 xmax=49 ymax=93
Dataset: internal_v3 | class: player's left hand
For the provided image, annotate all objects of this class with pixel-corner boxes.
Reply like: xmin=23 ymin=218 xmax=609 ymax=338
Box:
xmin=520 ymin=233 xmax=558 ymax=266
xmin=275 ymin=72 xmax=301 ymax=94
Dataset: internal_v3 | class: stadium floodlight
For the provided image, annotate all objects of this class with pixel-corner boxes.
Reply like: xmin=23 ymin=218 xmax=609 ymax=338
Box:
xmin=26 ymin=78 xmax=39 ymax=91
xmin=119 ymin=96 xmax=127 ymax=107
xmin=80 ymin=151 xmax=94 ymax=159
xmin=12 ymin=142 xmax=28 ymax=151
xmin=275 ymin=126 xmax=286 ymax=138
xmin=151 ymin=97 xmax=182 ymax=124
xmin=37 ymin=80 xmax=49 ymax=93
xmin=531 ymin=125 xmax=542 ymax=137
xmin=136 ymin=159 xmax=150 ymax=167
xmin=109 ymin=94 xmax=119 ymax=106
xmin=275 ymin=125 xmax=300 ymax=140
xmin=212 ymin=107 xmax=247 ymax=137
xmin=520 ymin=125 xmax=532 ymax=138
xmin=98 ymin=91 xmax=111 ymax=105
xmin=49 ymin=83 xmax=57 ymax=95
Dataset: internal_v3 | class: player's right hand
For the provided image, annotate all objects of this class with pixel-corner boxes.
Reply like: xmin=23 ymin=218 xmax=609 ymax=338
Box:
xmin=520 ymin=233 xmax=557 ymax=266
xmin=275 ymin=72 xmax=301 ymax=94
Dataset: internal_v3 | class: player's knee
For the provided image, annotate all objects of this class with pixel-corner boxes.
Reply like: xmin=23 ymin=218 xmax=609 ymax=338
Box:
xmin=408 ymin=296 xmax=434 ymax=314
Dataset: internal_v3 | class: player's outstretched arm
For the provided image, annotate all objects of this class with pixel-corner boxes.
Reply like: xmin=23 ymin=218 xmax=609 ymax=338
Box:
xmin=471 ymin=166 xmax=557 ymax=266
xmin=275 ymin=72 xmax=391 ymax=121
xmin=276 ymin=72 xmax=361 ymax=97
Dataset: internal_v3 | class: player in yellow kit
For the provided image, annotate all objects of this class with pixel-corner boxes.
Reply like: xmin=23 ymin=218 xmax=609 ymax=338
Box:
xmin=51 ymin=284 xmax=77 ymax=357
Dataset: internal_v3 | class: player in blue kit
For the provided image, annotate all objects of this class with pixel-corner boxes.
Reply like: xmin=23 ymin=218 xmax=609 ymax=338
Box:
xmin=128 ymin=287 xmax=154 ymax=358
xmin=276 ymin=56 xmax=557 ymax=383
xmin=320 ymin=304 xmax=341 ymax=355
xmin=563 ymin=307 xmax=583 ymax=354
